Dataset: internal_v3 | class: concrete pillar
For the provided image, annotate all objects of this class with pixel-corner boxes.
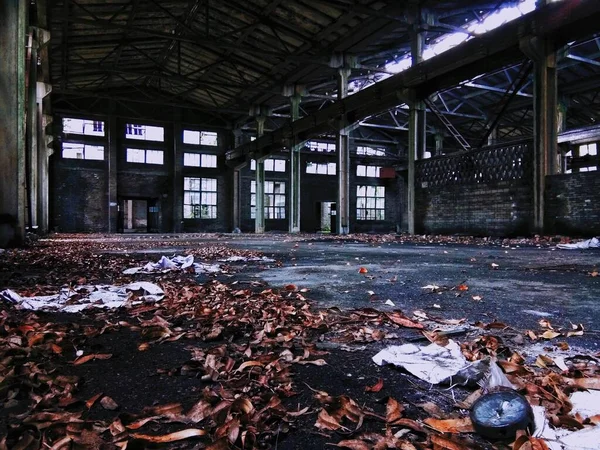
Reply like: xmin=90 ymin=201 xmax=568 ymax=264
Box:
xmin=434 ymin=132 xmax=444 ymax=156
xmin=27 ymin=30 xmax=39 ymax=230
xmin=407 ymin=20 xmax=425 ymax=235
xmin=231 ymin=129 xmax=243 ymax=232
xmin=289 ymin=94 xmax=301 ymax=233
xmin=255 ymin=116 xmax=266 ymax=233
xmin=0 ymin=0 xmax=27 ymax=246
xmin=107 ymin=105 xmax=118 ymax=232
xmin=521 ymin=36 xmax=558 ymax=234
xmin=172 ymin=120 xmax=183 ymax=232
xmin=336 ymin=67 xmax=351 ymax=235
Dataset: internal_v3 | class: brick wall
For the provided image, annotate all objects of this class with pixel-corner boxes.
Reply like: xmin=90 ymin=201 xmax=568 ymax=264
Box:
xmin=546 ymin=172 xmax=600 ymax=236
xmin=52 ymin=160 xmax=108 ymax=232
xmin=415 ymin=180 xmax=532 ymax=236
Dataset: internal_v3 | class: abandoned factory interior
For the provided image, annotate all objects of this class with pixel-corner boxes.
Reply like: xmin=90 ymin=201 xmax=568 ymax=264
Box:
xmin=3 ymin=0 xmax=600 ymax=449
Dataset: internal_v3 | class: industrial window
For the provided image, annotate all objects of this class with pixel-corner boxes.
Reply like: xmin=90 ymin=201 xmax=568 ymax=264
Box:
xmin=307 ymin=141 xmax=336 ymax=152
xmin=62 ymin=143 xmax=104 ymax=160
xmin=357 ymin=145 xmax=385 ymax=156
xmin=183 ymin=153 xmax=217 ymax=168
xmin=62 ymin=118 xmax=105 ymax=137
xmin=125 ymin=123 xmax=164 ymax=142
xmin=250 ymin=181 xmax=286 ymax=219
xmin=356 ymin=165 xmax=381 ymax=177
xmin=356 ymin=185 xmax=385 ymax=221
xmin=126 ymin=148 xmax=164 ymax=165
xmin=579 ymin=143 xmax=597 ymax=156
xmin=306 ymin=162 xmax=336 ymax=175
xmin=250 ymin=158 xmax=286 ymax=172
xmin=183 ymin=130 xmax=218 ymax=146
xmin=184 ymin=177 xmax=217 ymax=219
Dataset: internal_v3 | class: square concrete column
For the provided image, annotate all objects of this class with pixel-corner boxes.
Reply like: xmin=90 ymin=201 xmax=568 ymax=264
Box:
xmin=107 ymin=107 xmax=119 ymax=232
xmin=336 ymin=67 xmax=351 ymax=235
xmin=172 ymin=120 xmax=184 ymax=232
xmin=0 ymin=0 xmax=27 ymax=245
xmin=521 ymin=35 xmax=558 ymax=234
xmin=255 ymin=116 xmax=266 ymax=233
xmin=289 ymin=94 xmax=302 ymax=233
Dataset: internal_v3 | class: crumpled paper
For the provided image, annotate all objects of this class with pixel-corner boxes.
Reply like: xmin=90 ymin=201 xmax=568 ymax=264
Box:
xmin=372 ymin=340 xmax=487 ymax=385
xmin=123 ymin=255 xmax=221 ymax=274
xmin=0 ymin=282 xmax=164 ymax=313
xmin=557 ymin=237 xmax=600 ymax=250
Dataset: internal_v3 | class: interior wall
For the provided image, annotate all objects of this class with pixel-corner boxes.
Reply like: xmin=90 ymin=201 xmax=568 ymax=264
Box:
xmin=546 ymin=172 xmax=600 ymax=236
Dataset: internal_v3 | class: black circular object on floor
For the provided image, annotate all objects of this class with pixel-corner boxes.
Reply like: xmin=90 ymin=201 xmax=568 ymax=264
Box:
xmin=470 ymin=390 xmax=534 ymax=440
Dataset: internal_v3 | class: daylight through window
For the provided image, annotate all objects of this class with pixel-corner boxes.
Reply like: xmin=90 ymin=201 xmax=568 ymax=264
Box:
xmin=184 ymin=177 xmax=217 ymax=219
xmin=356 ymin=185 xmax=385 ymax=220
xmin=251 ymin=181 xmax=286 ymax=219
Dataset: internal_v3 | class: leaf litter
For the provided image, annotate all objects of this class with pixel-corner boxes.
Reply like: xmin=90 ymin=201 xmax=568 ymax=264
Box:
xmin=0 ymin=234 xmax=599 ymax=449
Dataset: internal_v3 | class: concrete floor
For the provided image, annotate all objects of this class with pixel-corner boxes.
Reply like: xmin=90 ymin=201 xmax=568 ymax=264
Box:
xmin=101 ymin=233 xmax=600 ymax=343
xmin=221 ymin=237 xmax=600 ymax=335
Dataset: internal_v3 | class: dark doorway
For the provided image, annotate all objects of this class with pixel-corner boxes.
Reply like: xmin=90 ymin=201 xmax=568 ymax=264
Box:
xmin=315 ymin=201 xmax=335 ymax=232
xmin=122 ymin=199 xmax=148 ymax=233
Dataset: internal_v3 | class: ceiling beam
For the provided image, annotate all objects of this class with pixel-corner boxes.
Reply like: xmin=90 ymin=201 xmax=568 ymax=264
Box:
xmin=227 ymin=0 xmax=600 ymax=160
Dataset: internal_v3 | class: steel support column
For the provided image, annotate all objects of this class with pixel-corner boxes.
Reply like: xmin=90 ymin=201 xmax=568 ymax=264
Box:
xmin=336 ymin=67 xmax=351 ymax=235
xmin=231 ymin=129 xmax=244 ymax=232
xmin=0 ymin=0 xmax=27 ymax=245
xmin=107 ymin=104 xmax=118 ymax=233
xmin=407 ymin=18 xmax=425 ymax=235
xmin=521 ymin=36 xmax=558 ymax=234
xmin=289 ymin=94 xmax=302 ymax=233
xmin=255 ymin=116 xmax=266 ymax=234
xmin=173 ymin=119 xmax=184 ymax=232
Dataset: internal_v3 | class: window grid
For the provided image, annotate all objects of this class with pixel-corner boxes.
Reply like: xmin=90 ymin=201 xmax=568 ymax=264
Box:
xmin=62 ymin=143 xmax=105 ymax=160
xmin=126 ymin=148 xmax=164 ymax=165
xmin=307 ymin=141 xmax=336 ymax=152
xmin=183 ymin=153 xmax=217 ymax=168
xmin=357 ymin=164 xmax=382 ymax=177
xmin=62 ymin=118 xmax=105 ymax=137
xmin=250 ymin=159 xmax=286 ymax=172
xmin=250 ymin=181 xmax=286 ymax=219
xmin=125 ymin=124 xmax=164 ymax=142
xmin=306 ymin=162 xmax=336 ymax=175
xmin=357 ymin=145 xmax=386 ymax=156
xmin=183 ymin=130 xmax=218 ymax=146
xmin=356 ymin=185 xmax=385 ymax=221
xmin=184 ymin=177 xmax=217 ymax=219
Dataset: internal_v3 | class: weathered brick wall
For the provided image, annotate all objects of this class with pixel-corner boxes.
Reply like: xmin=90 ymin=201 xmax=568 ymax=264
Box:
xmin=546 ymin=172 xmax=600 ymax=236
xmin=415 ymin=180 xmax=532 ymax=236
xmin=52 ymin=161 xmax=108 ymax=232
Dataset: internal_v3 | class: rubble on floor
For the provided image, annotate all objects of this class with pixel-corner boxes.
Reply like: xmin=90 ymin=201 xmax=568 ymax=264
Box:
xmin=1 ymin=233 xmax=600 ymax=450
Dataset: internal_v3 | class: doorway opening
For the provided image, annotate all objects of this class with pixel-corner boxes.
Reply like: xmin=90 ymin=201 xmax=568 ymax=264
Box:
xmin=120 ymin=198 xmax=160 ymax=233
xmin=315 ymin=201 xmax=335 ymax=233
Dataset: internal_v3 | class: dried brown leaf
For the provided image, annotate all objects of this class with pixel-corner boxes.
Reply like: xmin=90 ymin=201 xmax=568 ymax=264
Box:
xmin=424 ymin=417 xmax=474 ymax=433
xmin=335 ymin=439 xmax=370 ymax=450
xmin=386 ymin=398 xmax=404 ymax=424
xmin=365 ymin=379 xmax=384 ymax=393
xmin=131 ymin=429 xmax=207 ymax=443
xmin=100 ymin=396 xmax=119 ymax=410
xmin=73 ymin=353 xmax=113 ymax=365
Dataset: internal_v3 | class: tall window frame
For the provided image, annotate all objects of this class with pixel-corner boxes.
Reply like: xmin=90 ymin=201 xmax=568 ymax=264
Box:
xmin=184 ymin=177 xmax=218 ymax=219
xmin=356 ymin=185 xmax=385 ymax=221
xmin=250 ymin=180 xmax=286 ymax=219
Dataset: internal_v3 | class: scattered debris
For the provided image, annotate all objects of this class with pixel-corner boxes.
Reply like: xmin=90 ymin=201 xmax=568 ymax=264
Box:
xmin=372 ymin=340 xmax=487 ymax=385
xmin=0 ymin=281 xmax=164 ymax=312
xmin=123 ymin=255 xmax=221 ymax=274
xmin=557 ymin=237 xmax=600 ymax=250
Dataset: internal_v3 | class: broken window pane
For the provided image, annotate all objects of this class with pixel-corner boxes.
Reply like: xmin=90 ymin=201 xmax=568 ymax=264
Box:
xmin=62 ymin=118 xmax=105 ymax=137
